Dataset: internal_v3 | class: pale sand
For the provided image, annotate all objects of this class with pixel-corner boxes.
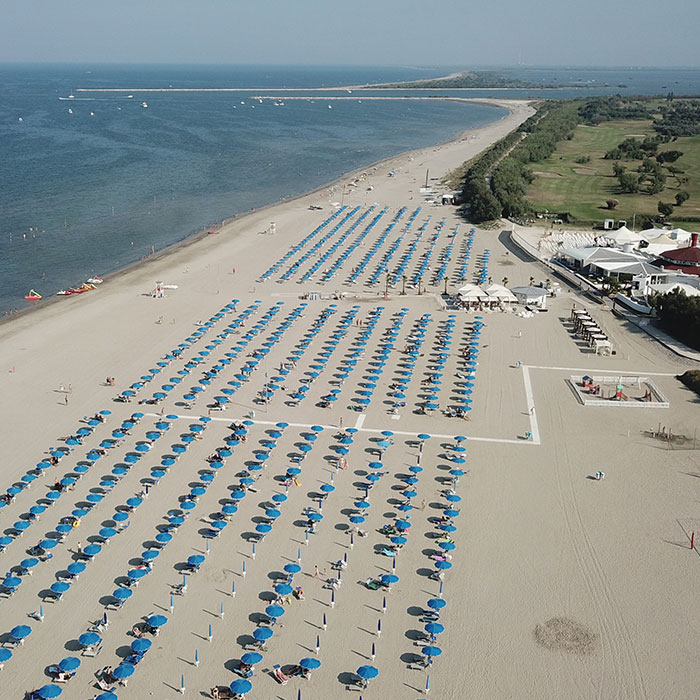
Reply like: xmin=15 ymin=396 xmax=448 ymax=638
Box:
xmin=1 ymin=99 xmax=700 ymax=700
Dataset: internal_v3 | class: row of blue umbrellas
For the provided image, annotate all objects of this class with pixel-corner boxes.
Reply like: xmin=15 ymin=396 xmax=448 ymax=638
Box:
xmin=301 ymin=206 xmax=380 ymax=282
xmin=366 ymin=208 xmax=422 ymax=286
xmin=260 ymin=205 xmax=350 ymax=280
xmin=347 ymin=206 xmax=407 ymax=285
xmin=319 ymin=207 xmax=390 ymax=283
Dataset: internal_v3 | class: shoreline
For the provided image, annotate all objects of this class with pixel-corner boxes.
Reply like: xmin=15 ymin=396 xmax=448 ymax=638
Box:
xmin=1 ymin=97 xmax=533 ymax=331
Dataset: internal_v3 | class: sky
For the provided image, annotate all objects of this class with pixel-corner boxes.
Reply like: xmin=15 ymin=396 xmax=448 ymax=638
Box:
xmin=1 ymin=0 xmax=699 ymax=67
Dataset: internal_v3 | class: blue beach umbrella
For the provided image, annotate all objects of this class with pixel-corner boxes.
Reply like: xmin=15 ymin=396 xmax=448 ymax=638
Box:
xmin=113 ymin=588 xmax=132 ymax=601
xmin=78 ymin=632 xmax=101 ymax=646
xmin=425 ymin=622 xmax=445 ymax=635
xmin=274 ymin=583 xmax=293 ymax=595
xmin=58 ymin=656 xmax=81 ymax=672
xmin=253 ymin=627 xmax=273 ymax=641
xmin=266 ymin=605 xmax=285 ymax=618
xmin=83 ymin=544 xmax=102 ymax=556
xmin=36 ymin=685 xmax=62 ymax=699
xmin=427 ymin=598 xmax=447 ymax=610
xmin=131 ymin=638 xmax=152 ymax=652
xmin=229 ymin=679 xmax=253 ymax=695
xmin=356 ymin=665 xmax=379 ymax=680
xmin=284 ymin=563 xmax=301 ymax=574
xmin=241 ymin=652 xmax=263 ymax=665
xmin=112 ymin=664 xmax=135 ymax=680
xmin=67 ymin=562 xmax=86 ymax=575
xmin=147 ymin=614 xmax=168 ymax=628
xmin=300 ymin=657 xmax=322 ymax=669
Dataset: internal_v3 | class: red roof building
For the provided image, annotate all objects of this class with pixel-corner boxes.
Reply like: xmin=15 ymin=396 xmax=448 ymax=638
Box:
xmin=654 ymin=233 xmax=700 ymax=276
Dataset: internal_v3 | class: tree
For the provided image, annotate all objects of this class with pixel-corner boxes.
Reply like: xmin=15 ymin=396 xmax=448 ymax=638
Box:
xmin=618 ymin=172 xmax=640 ymax=193
xmin=675 ymin=190 xmax=690 ymax=206
xmin=601 ymin=276 xmax=621 ymax=296
xmin=658 ymin=201 xmax=674 ymax=217
xmin=606 ymin=198 xmax=619 ymax=210
xmin=612 ymin=163 xmax=626 ymax=177
xmin=656 ymin=150 xmax=683 ymax=163
xmin=469 ymin=189 xmax=502 ymax=223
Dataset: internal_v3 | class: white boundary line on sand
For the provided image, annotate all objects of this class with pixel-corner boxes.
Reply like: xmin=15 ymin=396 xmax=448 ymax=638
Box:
xmin=521 ymin=365 xmax=541 ymax=445
xmin=148 ymin=413 xmax=529 ymax=445
xmin=527 ymin=364 xmax=678 ymax=377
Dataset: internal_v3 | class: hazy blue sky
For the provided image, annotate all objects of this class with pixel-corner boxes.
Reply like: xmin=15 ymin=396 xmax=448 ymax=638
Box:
xmin=1 ymin=0 xmax=699 ymax=67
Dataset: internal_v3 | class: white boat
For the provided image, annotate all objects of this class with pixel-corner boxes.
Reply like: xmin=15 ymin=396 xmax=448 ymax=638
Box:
xmin=18 ymin=117 xmax=23 ymax=122
xmin=141 ymin=102 xmax=148 ymax=108
xmin=90 ymin=112 xmax=95 ymax=116
xmin=127 ymin=95 xmax=133 ymax=99
xmin=68 ymin=108 xmax=73 ymax=114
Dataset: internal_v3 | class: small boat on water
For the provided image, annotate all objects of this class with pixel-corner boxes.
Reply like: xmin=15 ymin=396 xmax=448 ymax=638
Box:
xmin=141 ymin=102 xmax=148 ymax=108
xmin=87 ymin=276 xmax=103 ymax=284
xmin=25 ymin=289 xmax=41 ymax=301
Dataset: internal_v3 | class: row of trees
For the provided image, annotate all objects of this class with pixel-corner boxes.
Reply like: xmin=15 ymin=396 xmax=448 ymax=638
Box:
xmin=651 ymin=288 xmax=700 ymax=351
xmin=458 ymin=102 xmax=582 ymax=223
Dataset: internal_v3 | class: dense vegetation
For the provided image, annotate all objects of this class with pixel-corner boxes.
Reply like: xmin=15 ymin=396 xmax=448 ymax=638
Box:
xmin=369 ymin=71 xmax=559 ymax=90
xmin=654 ymin=101 xmax=700 ymax=137
xmin=651 ymin=289 xmax=700 ymax=351
xmin=452 ymin=95 xmax=700 ymax=225
xmin=579 ymin=96 xmax=653 ymax=125
xmin=457 ymin=101 xmax=581 ymax=222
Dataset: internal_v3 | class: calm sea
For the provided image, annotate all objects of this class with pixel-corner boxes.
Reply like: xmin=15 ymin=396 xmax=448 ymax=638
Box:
xmin=1 ymin=64 xmax=699 ymax=315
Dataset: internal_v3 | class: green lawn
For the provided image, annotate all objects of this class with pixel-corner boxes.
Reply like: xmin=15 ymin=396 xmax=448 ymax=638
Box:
xmin=525 ymin=119 xmax=700 ymax=227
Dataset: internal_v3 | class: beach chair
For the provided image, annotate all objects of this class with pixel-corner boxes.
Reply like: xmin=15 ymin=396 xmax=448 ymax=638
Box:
xmin=273 ymin=666 xmax=289 ymax=685
xmin=82 ymin=641 xmax=103 ymax=657
xmin=364 ymin=577 xmax=381 ymax=591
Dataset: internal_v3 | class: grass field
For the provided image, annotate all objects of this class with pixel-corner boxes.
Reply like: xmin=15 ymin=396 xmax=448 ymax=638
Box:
xmin=525 ymin=118 xmax=700 ymax=227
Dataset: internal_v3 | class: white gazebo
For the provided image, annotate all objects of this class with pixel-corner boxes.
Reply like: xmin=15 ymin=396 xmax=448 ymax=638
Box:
xmin=511 ymin=285 xmax=548 ymax=308
xmin=484 ymin=284 xmax=517 ymax=303
xmin=458 ymin=283 xmax=487 ymax=300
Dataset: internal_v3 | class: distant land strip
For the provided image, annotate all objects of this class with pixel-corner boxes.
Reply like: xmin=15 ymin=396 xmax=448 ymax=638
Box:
xmin=75 ymin=86 xmax=562 ymax=93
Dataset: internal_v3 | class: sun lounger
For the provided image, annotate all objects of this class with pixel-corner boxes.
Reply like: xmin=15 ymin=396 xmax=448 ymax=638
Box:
xmin=273 ymin=666 xmax=289 ymax=684
xmin=82 ymin=642 xmax=103 ymax=657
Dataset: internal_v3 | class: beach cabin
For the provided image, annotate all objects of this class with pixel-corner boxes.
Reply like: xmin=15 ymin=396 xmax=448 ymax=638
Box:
xmin=511 ymin=285 xmax=548 ymax=309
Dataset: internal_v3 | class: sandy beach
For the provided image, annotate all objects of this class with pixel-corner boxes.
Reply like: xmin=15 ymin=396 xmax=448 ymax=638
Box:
xmin=2 ymin=97 xmax=700 ymax=700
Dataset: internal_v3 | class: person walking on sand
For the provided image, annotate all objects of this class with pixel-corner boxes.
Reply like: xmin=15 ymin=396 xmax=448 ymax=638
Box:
xmin=68 ymin=384 xmax=72 ymax=393
xmin=64 ymin=395 xmax=69 ymax=405
xmin=420 ymin=499 xmax=427 ymax=511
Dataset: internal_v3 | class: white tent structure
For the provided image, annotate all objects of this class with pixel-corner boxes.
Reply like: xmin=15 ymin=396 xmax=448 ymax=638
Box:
xmin=667 ymin=227 xmax=693 ymax=244
xmin=484 ymin=284 xmax=517 ymax=302
xmin=511 ymin=285 xmax=548 ymax=308
xmin=606 ymin=225 xmax=645 ymax=247
xmin=457 ymin=283 xmax=487 ymax=300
